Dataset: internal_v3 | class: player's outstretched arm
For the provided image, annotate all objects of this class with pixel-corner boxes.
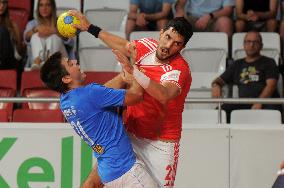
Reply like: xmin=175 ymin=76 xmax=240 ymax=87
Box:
xmin=69 ymin=10 xmax=130 ymax=57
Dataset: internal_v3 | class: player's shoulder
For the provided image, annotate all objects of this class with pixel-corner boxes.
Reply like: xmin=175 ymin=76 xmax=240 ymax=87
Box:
xmin=134 ymin=38 xmax=158 ymax=63
xmin=134 ymin=38 xmax=158 ymax=51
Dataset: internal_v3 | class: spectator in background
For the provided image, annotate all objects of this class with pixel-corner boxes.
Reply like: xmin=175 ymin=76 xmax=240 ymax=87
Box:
xmin=235 ymin=0 xmax=278 ymax=32
xmin=211 ymin=31 xmax=281 ymax=122
xmin=279 ymin=0 xmax=284 ymax=39
xmin=23 ymin=0 xmax=73 ymax=71
xmin=125 ymin=0 xmax=174 ymax=39
xmin=272 ymin=161 xmax=284 ymax=188
xmin=0 ymin=0 xmax=24 ymax=70
xmin=175 ymin=0 xmax=234 ymax=37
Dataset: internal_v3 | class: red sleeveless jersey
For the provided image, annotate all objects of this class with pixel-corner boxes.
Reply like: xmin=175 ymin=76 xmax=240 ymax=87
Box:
xmin=125 ymin=38 xmax=192 ymax=140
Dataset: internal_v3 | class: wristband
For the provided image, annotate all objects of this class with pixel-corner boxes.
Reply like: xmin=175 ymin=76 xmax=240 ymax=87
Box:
xmin=133 ymin=67 xmax=150 ymax=89
xmin=87 ymin=24 xmax=102 ymax=38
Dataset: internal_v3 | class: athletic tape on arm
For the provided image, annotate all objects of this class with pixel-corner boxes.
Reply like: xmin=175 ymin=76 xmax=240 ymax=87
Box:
xmin=133 ymin=67 xmax=150 ymax=89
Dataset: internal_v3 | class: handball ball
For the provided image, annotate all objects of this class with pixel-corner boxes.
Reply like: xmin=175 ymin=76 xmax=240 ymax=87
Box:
xmin=57 ymin=12 xmax=80 ymax=38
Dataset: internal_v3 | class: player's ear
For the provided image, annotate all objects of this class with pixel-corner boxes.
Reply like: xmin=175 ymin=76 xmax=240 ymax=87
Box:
xmin=62 ymin=75 xmax=72 ymax=84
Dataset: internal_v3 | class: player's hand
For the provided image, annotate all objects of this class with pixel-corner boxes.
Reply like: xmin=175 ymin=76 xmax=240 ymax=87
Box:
xmin=113 ymin=49 xmax=134 ymax=74
xmin=126 ymin=42 xmax=137 ymax=64
xmin=68 ymin=10 xmax=90 ymax=31
xmin=122 ymin=70 xmax=135 ymax=84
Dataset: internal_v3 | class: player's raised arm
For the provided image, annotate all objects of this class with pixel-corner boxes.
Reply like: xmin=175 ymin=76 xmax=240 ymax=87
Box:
xmin=68 ymin=10 xmax=130 ymax=57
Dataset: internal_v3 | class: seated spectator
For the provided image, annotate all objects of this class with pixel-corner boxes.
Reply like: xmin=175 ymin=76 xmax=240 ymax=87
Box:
xmin=235 ymin=0 xmax=278 ymax=32
xmin=0 ymin=0 xmax=25 ymax=70
xmin=272 ymin=161 xmax=284 ymax=188
xmin=23 ymin=0 xmax=73 ymax=70
xmin=211 ymin=31 xmax=281 ymax=122
xmin=175 ymin=0 xmax=234 ymax=37
xmin=279 ymin=0 xmax=284 ymax=39
xmin=125 ymin=0 xmax=174 ymax=39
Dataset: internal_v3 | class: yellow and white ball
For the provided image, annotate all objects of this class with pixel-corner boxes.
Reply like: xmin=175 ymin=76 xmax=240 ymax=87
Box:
xmin=57 ymin=12 xmax=80 ymax=38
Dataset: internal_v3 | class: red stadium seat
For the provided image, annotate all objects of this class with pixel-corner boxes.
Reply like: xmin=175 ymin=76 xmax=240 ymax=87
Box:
xmin=0 ymin=89 xmax=16 ymax=121
xmin=8 ymin=0 xmax=31 ymax=37
xmin=83 ymin=71 xmax=119 ymax=85
xmin=21 ymin=71 xmax=46 ymax=95
xmin=21 ymin=71 xmax=60 ymax=109
xmin=0 ymin=69 xmax=17 ymax=92
xmin=13 ymin=109 xmax=64 ymax=122
xmin=0 ymin=109 xmax=9 ymax=122
xmin=0 ymin=70 xmax=17 ymax=121
xmin=22 ymin=89 xmax=60 ymax=109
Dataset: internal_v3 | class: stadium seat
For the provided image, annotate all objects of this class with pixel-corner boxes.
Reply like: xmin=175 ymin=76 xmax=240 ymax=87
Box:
xmin=0 ymin=109 xmax=8 ymax=122
xmin=0 ymin=89 xmax=16 ymax=121
xmin=21 ymin=71 xmax=60 ymax=109
xmin=79 ymin=31 xmax=125 ymax=71
xmin=83 ymin=71 xmax=119 ymax=85
xmin=8 ymin=0 xmax=31 ymax=37
xmin=0 ymin=108 xmax=9 ymax=122
xmin=186 ymin=89 xmax=217 ymax=110
xmin=0 ymin=69 xmax=17 ymax=121
xmin=182 ymin=109 xmax=227 ymax=124
xmin=185 ymin=72 xmax=222 ymax=109
xmin=181 ymin=32 xmax=228 ymax=73
xmin=34 ymin=0 xmax=81 ymax=16
xmin=84 ymin=0 xmax=129 ymax=32
xmin=230 ymin=109 xmax=282 ymax=124
xmin=21 ymin=89 xmax=60 ymax=109
xmin=0 ymin=69 xmax=17 ymax=92
xmin=20 ymin=71 xmax=46 ymax=95
xmin=129 ymin=31 xmax=160 ymax=41
xmin=13 ymin=109 xmax=64 ymax=122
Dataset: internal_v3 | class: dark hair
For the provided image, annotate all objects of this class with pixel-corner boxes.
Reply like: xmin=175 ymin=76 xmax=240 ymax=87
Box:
xmin=40 ymin=52 xmax=69 ymax=93
xmin=163 ymin=17 xmax=193 ymax=45
xmin=0 ymin=0 xmax=17 ymax=43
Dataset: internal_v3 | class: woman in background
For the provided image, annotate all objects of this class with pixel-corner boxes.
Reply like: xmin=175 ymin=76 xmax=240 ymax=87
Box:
xmin=24 ymin=0 xmax=73 ymax=70
xmin=0 ymin=0 xmax=24 ymax=69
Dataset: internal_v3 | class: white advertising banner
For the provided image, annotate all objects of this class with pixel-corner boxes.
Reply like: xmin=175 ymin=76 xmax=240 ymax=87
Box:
xmin=1 ymin=123 xmax=284 ymax=188
xmin=0 ymin=123 xmax=94 ymax=188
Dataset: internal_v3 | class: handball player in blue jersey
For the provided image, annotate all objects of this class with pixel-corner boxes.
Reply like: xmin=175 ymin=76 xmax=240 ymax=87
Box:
xmin=40 ymin=52 xmax=158 ymax=188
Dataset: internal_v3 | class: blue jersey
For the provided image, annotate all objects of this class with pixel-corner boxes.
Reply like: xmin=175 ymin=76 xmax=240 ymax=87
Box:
xmin=60 ymin=83 xmax=135 ymax=183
